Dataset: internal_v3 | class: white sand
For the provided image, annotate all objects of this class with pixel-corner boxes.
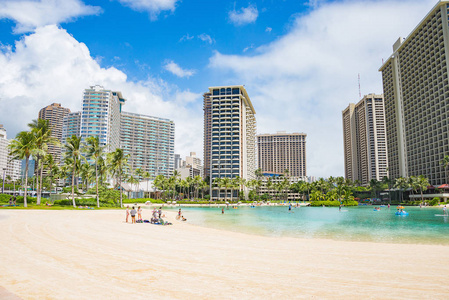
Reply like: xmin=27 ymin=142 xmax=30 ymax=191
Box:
xmin=0 ymin=209 xmax=448 ymax=299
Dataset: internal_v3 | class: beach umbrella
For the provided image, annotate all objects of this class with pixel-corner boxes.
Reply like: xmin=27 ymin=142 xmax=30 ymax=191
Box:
xmin=438 ymin=184 xmax=449 ymax=189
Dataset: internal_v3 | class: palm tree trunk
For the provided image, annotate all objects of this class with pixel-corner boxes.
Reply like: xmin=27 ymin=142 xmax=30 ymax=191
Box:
xmin=95 ymin=163 xmax=99 ymax=208
xmin=119 ymin=173 xmax=123 ymax=208
xmin=24 ymin=157 xmax=29 ymax=207
xmin=72 ymin=157 xmax=76 ymax=208
xmin=38 ymin=166 xmax=43 ymax=205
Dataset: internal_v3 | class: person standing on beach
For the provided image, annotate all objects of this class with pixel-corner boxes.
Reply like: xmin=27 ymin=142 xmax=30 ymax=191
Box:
xmin=158 ymin=207 xmax=162 ymax=218
xmin=137 ymin=206 xmax=142 ymax=221
xmin=126 ymin=206 xmax=130 ymax=223
xmin=444 ymin=205 xmax=448 ymax=216
xmin=339 ymin=204 xmax=342 ymax=211
xmin=222 ymin=208 xmax=224 ymax=214
xmin=130 ymin=207 xmax=137 ymax=224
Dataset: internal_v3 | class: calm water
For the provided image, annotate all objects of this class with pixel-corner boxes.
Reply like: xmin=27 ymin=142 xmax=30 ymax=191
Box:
xmin=169 ymin=205 xmax=449 ymax=245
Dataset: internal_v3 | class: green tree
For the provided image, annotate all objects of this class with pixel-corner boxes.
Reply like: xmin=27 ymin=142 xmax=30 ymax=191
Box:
xmin=153 ymin=175 xmax=166 ymax=200
xmin=85 ymin=136 xmax=106 ymax=208
xmin=28 ymin=119 xmax=58 ymax=205
xmin=416 ymin=175 xmax=430 ymax=203
xmin=8 ymin=131 xmax=37 ymax=207
xmin=107 ymin=148 xmax=129 ymax=207
xmin=64 ymin=135 xmax=84 ymax=208
xmin=394 ymin=177 xmax=409 ymax=203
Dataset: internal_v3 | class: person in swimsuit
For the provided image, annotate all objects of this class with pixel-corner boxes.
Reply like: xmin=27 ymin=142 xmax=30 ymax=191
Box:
xmin=137 ymin=206 xmax=142 ymax=221
xmin=126 ymin=206 xmax=130 ymax=223
xmin=222 ymin=208 xmax=224 ymax=214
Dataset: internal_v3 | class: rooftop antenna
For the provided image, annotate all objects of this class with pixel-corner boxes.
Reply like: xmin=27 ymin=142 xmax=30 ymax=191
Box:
xmin=358 ymin=73 xmax=361 ymax=99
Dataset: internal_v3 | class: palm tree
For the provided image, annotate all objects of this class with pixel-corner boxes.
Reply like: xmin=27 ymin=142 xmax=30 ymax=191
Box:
xmin=143 ymin=171 xmax=151 ymax=198
xmin=185 ymin=176 xmax=193 ymax=200
xmin=193 ymin=175 xmax=202 ymax=199
xmin=64 ymin=135 xmax=83 ymax=208
xmin=28 ymin=119 xmax=58 ymax=205
xmin=8 ymin=131 xmax=37 ymax=207
xmin=382 ymin=176 xmax=393 ymax=204
xmin=394 ymin=177 xmax=409 ymax=203
xmin=441 ymin=155 xmax=449 ymax=183
xmin=153 ymin=175 xmax=166 ymax=200
xmin=107 ymin=148 xmax=129 ymax=207
xmin=219 ymin=177 xmax=232 ymax=202
xmin=416 ymin=175 xmax=430 ymax=203
xmin=212 ymin=177 xmax=222 ymax=201
xmin=85 ymin=136 xmax=105 ymax=208
xmin=127 ymin=175 xmax=139 ymax=199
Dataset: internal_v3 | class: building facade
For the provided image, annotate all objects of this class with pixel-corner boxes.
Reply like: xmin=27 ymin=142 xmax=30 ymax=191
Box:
xmin=379 ymin=1 xmax=449 ymax=185
xmin=62 ymin=111 xmax=81 ymax=144
xmin=342 ymin=94 xmax=388 ymax=185
xmin=80 ymin=85 xmax=124 ymax=153
xmin=0 ymin=125 xmax=22 ymax=181
xmin=120 ymin=111 xmax=175 ymax=178
xmin=176 ymin=152 xmax=203 ymax=180
xmin=38 ymin=103 xmax=71 ymax=163
xmin=203 ymin=92 xmax=212 ymax=179
xmin=257 ymin=132 xmax=307 ymax=177
xmin=204 ymin=85 xmax=257 ymax=200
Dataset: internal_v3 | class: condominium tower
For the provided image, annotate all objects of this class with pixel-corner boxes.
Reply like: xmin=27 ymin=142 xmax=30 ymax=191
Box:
xmin=342 ymin=94 xmax=388 ymax=185
xmin=0 ymin=125 xmax=22 ymax=181
xmin=257 ymin=132 xmax=307 ymax=177
xmin=62 ymin=111 xmax=82 ymax=143
xmin=120 ymin=111 xmax=175 ymax=178
xmin=379 ymin=1 xmax=449 ymax=184
xmin=204 ymin=85 xmax=257 ymax=199
xmin=79 ymin=85 xmax=124 ymax=152
xmin=38 ymin=103 xmax=71 ymax=163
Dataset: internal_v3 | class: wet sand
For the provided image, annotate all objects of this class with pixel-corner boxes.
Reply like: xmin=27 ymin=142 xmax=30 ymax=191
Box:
xmin=0 ymin=209 xmax=448 ymax=299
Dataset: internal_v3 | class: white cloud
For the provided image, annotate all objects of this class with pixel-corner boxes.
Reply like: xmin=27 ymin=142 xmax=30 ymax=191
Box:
xmin=211 ymin=0 xmax=436 ymax=178
xmin=0 ymin=25 xmax=202 ymax=160
xmin=198 ymin=33 xmax=214 ymax=44
xmin=163 ymin=60 xmax=196 ymax=78
xmin=265 ymin=27 xmax=272 ymax=33
xmin=229 ymin=5 xmax=258 ymax=26
xmin=0 ymin=0 xmax=101 ymax=33
xmin=180 ymin=33 xmax=194 ymax=42
xmin=117 ymin=0 xmax=178 ymax=19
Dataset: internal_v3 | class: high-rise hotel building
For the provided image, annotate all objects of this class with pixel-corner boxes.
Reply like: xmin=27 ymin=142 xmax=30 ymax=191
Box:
xmin=62 ymin=111 xmax=82 ymax=144
xmin=204 ymin=85 xmax=256 ymax=199
xmin=342 ymin=94 xmax=388 ymax=185
xmin=38 ymin=103 xmax=71 ymax=163
xmin=79 ymin=85 xmax=125 ymax=153
xmin=257 ymin=132 xmax=307 ymax=177
xmin=379 ymin=1 xmax=449 ymax=184
xmin=120 ymin=112 xmax=175 ymax=178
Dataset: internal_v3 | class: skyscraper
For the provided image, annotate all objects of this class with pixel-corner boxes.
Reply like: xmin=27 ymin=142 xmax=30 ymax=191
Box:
xmin=204 ymin=85 xmax=256 ymax=200
xmin=257 ymin=132 xmax=307 ymax=177
xmin=62 ymin=112 xmax=82 ymax=143
xmin=120 ymin=111 xmax=175 ymax=178
xmin=38 ymin=103 xmax=71 ymax=163
xmin=0 ymin=125 xmax=22 ymax=181
xmin=342 ymin=94 xmax=388 ymax=185
xmin=203 ymin=92 xmax=212 ymax=179
xmin=379 ymin=1 xmax=449 ymax=184
xmin=80 ymin=85 xmax=124 ymax=153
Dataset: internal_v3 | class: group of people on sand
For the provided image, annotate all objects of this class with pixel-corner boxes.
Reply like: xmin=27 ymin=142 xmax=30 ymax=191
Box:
xmin=8 ymin=196 xmax=17 ymax=207
xmin=176 ymin=208 xmax=187 ymax=221
xmin=125 ymin=206 xmax=143 ymax=224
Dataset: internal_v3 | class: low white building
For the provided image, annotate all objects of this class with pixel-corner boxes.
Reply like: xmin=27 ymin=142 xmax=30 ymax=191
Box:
xmin=0 ymin=125 xmax=21 ymax=181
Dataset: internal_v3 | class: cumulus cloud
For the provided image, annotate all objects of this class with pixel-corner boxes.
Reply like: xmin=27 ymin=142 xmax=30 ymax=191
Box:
xmin=179 ymin=33 xmax=194 ymax=42
xmin=265 ymin=27 xmax=272 ymax=33
xmin=211 ymin=0 xmax=436 ymax=177
xmin=198 ymin=33 xmax=214 ymax=44
xmin=163 ymin=60 xmax=196 ymax=78
xmin=0 ymin=25 xmax=202 ymax=159
xmin=117 ymin=0 xmax=178 ymax=19
xmin=229 ymin=5 xmax=258 ymax=26
xmin=0 ymin=0 xmax=101 ymax=33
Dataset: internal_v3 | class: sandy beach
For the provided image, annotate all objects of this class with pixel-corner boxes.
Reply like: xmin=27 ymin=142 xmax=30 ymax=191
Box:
xmin=0 ymin=209 xmax=448 ymax=299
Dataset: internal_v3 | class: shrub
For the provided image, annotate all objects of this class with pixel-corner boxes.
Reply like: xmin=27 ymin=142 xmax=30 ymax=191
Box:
xmin=430 ymin=197 xmax=440 ymax=206
xmin=123 ymin=198 xmax=163 ymax=204
xmin=310 ymin=200 xmax=358 ymax=207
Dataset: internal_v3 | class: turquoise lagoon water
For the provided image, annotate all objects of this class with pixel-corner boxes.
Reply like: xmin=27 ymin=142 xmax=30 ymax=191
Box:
xmin=169 ymin=205 xmax=449 ymax=245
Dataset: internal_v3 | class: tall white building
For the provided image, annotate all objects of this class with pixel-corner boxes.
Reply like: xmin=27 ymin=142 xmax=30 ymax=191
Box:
xmin=62 ymin=111 xmax=82 ymax=143
xmin=80 ymin=85 xmax=124 ymax=153
xmin=176 ymin=152 xmax=203 ymax=180
xmin=204 ymin=85 xmax=257 ymax=200
xmin=120 ymin=111 xmax=175 ymax=178
xmin=379 ymin=1 xmax=449 ymax=184
xmin=0 ymin=125 xmax=22 ymax=181
xmin=342 ymin=94 xmax=388 ymax=185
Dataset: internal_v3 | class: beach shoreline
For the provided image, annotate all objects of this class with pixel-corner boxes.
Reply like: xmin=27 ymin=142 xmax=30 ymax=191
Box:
xmin=1 ymin=209 xmax=448 ymax=299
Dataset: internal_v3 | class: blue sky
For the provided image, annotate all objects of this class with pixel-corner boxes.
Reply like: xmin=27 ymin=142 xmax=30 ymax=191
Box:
xmin=0 ymin=0 xmax=438 ymax=177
